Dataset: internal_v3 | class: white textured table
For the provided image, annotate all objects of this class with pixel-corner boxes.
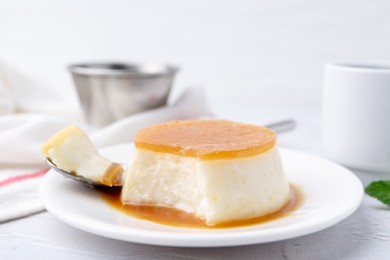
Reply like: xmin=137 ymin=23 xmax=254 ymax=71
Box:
xmin=1 ymin=103 xmax=389 ymax=260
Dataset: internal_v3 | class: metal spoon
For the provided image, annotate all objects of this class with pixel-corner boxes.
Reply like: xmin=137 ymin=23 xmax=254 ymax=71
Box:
xmin=46 ymin=119 xmax=296 ymax=188
xmin=264 ymin=119 xmax=296 ymax=134
xmin=45 ymin=158 xmax=120 ymax=189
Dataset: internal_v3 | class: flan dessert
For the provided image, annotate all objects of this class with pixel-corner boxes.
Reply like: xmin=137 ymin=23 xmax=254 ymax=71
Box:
xmin=41 ymin=126 xmax=123 ymax=186
xmin=122 ymin=119 xmax=290 ymax=226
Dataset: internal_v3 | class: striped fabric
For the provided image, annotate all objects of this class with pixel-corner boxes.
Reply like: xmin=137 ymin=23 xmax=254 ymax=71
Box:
xmin=0 ymin=169 xmax=48 ymax=222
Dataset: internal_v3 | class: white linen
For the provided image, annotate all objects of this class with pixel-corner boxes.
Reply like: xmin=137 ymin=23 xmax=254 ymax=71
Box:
xmin=0 ymin=88 xmax=211 ymax=166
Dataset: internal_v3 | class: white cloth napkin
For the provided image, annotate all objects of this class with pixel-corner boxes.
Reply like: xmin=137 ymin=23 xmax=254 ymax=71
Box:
xmin=0 ymin=64 xmax=212 ymax=222
xmin=0 ymin=88 xmax=212 ymax=166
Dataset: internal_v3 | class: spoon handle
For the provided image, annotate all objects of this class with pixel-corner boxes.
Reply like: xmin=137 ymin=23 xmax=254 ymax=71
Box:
xmin=265 ymin=119 xmax=296 ymax=134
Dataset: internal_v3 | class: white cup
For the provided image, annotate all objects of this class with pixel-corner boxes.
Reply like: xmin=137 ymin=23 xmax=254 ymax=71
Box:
xmin=322 ymin=63 xmax=390 ymax=172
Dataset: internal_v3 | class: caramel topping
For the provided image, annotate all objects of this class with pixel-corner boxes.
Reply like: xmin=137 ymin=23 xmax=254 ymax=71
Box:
xmin=135 ymin=119 xmax=276 ymax=160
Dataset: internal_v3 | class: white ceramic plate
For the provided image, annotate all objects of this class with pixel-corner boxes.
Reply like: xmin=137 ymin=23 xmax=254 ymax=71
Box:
xmin=40 ymin=144 xmax=363 ymax=247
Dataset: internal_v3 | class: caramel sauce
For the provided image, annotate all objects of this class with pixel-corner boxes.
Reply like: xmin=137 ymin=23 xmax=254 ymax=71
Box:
xmin=102 ymin=163 xmax=124 ymax=186
xmin=135 ymin=120 xmax=276 ymax=160
xmin=100 ymin=184 xmax=304 ymax=229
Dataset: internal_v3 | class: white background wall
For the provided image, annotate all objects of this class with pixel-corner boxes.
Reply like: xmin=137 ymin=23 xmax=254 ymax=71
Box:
xmin=1 ymin=0 xmax=389 ymax=108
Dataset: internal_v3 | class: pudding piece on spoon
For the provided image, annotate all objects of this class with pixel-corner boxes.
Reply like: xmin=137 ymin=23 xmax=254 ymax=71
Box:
xmin=41 ymin=126 xmax=124 ymax=187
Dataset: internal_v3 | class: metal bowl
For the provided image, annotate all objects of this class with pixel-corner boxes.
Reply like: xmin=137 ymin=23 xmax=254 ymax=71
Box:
xmin=69 ymin=62 xmax=179 ymax=128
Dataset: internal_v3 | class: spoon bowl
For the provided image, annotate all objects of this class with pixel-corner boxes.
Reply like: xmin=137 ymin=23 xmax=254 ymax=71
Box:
xmin=46 ymin=159 xmax=124 ymax=189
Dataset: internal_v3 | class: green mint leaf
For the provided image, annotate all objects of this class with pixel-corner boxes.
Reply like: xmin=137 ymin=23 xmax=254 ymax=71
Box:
xmin=365 ymin=180 xmax=390 ymax=207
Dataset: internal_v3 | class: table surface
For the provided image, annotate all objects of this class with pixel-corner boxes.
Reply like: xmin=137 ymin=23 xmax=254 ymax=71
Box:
xmin=1 ymin=103 xmax=389 ymax=260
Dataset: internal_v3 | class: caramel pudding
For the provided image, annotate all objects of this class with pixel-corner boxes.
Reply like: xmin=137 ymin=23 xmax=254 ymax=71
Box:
xmin=121 ymin=120 xmax=290 ymax=226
